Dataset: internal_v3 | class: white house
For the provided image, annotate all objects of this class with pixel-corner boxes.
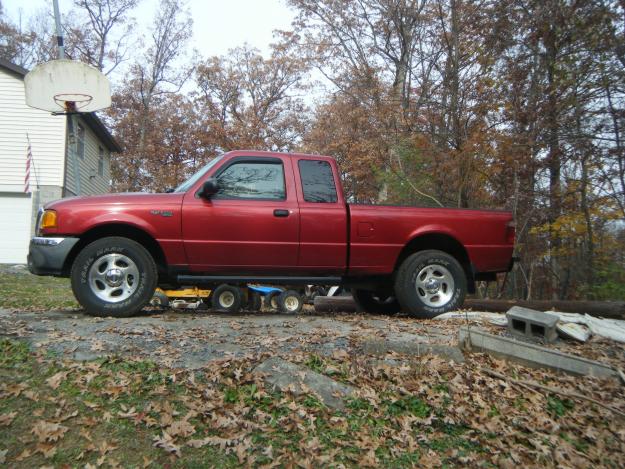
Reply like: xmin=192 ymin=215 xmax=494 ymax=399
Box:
xmin=0 ymin=58 xmax=121 ymax=264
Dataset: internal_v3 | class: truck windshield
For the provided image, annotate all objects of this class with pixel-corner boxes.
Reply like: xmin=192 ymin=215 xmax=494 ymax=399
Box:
xmin=173 ymin=155 xmax=224 ymax=193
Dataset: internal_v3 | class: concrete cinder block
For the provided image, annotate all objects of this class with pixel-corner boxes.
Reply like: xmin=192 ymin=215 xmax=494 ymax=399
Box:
xmin=458 ymin=327 xmax=618 ymax=379
xmin=506 ymin=306 xmax=559 ymax=343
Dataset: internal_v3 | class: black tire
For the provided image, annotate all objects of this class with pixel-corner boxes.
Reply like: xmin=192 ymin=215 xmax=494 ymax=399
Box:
xmin=246 ymin=291 xmax=262 ymax=312
xmin=211 ymin=284 xmax=242 ymax=313
xmin=70 ymin=237 xmax=157 ymax=317
xmin=352 ymin=289 xmax=401 ymax=314
xmin=265 ymin=290 xmax=281 ymax=311
xmin=150 ymin=290 xmax=170 ymax=309
xmin=394 ymin=250 xmax=467 ymax=318
xmin=278 ymin=290 xmax=303 ymax=314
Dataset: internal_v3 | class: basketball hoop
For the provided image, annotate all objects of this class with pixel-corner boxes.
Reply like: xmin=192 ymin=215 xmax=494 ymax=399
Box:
xmin=53 ymin=93 xmax=94 ymax=113
xmin=24 ymin=59 xmax=111 ymax=114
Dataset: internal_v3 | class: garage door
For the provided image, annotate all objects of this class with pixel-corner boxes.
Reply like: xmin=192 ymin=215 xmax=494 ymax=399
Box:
xmin=0 ymin=193 xmax=32 ymax=264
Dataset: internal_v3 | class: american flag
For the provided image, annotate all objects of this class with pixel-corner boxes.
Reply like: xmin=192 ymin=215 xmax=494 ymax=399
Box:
xmin=24 ymin=138 xmax=32 ymax=194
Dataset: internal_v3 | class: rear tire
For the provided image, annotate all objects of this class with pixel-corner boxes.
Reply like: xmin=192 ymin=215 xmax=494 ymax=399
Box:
xmin=352 ymin=289 xmax=400 ymax=314
xmin=394 ymin=250 xmax=466 ymax=318
xmin=278 ymin=290 xmax=303 ymax=314
xmin=211 ymin=284 xmax=242 ymax=313
xmin=70 ymin=237 xmax=157 ymax=317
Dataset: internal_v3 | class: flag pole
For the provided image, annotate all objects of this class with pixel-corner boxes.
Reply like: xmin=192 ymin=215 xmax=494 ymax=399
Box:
xmin=25 ymin=133 xmax=41 ymax=218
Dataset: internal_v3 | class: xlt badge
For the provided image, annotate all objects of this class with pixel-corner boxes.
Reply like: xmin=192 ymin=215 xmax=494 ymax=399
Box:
xmin=150 ymin=210 xmax=173 ymax=217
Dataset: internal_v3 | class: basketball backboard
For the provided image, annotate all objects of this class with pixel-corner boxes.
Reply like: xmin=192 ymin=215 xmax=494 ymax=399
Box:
xmin=24 ymin=59 xmax=111 ymax=114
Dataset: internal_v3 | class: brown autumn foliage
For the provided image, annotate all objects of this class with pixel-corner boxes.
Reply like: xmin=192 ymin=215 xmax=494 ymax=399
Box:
xmin=1 ymin=0 xmax=624 ymax=301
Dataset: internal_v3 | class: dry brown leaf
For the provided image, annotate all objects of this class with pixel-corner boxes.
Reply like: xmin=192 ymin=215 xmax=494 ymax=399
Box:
xmin=31 ymin=421 xmax=69 ymax=443
xmin=35 ymin=442 xmax=57 ymax=459
xmin=118 ymin=407 xmax=138 ymax=418
xmin=0 ymin=411 xmax=17 ymax=426
xmin=153 ymin=431 xmax=181 ymax=457
xmin=46 ymin=371 xmax=69 ymax=389
xmin=15 ymin=448 xmax=32 ymax=461
xmin=167 ymin=419 xmax=195 ymax=438
xmin=96 ymin=440 xmax=118 ymax=455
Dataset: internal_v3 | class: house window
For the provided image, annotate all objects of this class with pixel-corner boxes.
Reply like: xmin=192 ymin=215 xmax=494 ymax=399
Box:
xmin=98 ymin=146 xmax=104 ymax=176
xmin=77 ymin=123 xmax=85 ymax=160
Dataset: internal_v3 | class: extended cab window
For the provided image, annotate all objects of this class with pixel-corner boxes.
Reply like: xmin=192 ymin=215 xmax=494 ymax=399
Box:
xmin=299 ymin=160 xmax=338 ymax=203
xmin=216 ymin=161 xmax=286 ymax=200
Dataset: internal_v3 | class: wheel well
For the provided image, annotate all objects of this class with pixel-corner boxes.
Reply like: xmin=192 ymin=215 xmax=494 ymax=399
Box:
xmin=395 ymin=233 xmax=475 ymax=293
xmin=62 ymin=224 xmax=168 ymax=278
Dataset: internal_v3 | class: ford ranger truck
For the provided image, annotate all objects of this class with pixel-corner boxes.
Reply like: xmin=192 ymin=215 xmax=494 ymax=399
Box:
xmin=28 ymin=150 xmax=515 ymax=318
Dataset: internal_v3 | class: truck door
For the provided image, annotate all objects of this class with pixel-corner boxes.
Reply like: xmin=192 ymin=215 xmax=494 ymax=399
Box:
xmin=181 ymin=156 xmax=300 ymax=272
xmin=293 ymin=158 xmax=348 ymax=274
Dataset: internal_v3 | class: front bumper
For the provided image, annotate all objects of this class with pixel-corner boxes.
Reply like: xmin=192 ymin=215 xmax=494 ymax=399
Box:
xmin=27 ymin=237 xmax=79 ymax=276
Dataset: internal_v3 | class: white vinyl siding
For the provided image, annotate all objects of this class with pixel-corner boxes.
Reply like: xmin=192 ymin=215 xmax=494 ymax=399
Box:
xmin=65 ymin=115 xmax=110 ymax=195
xmin=0 ymin=70 xmax=66 ymax=191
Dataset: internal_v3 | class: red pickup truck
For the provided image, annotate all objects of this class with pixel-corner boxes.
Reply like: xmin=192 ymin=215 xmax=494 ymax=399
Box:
xmin=28 ymin=150 xmax=515 ymax=318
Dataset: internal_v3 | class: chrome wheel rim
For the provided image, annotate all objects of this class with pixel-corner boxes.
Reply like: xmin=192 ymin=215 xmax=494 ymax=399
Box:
xmin=284 ymin=296 xmax=299 ymax=312
xmin=415 ymin=264 xmax=454 ymax=308
xmin=88 ymin=253 xmax=140 ymax=303
xmin=219 ymin=291 xmax=235 ymax=308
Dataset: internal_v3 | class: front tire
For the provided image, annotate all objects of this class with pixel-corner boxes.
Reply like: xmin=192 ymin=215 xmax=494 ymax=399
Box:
xmin=71 ymin=237 xmax=157 ymax=317
xmin=394 ymin=250 xmax=467 ymax=318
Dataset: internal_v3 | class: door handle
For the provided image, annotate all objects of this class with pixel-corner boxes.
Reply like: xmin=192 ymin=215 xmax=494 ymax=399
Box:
xmin=273 ymin=209 xmax=289 ymax=217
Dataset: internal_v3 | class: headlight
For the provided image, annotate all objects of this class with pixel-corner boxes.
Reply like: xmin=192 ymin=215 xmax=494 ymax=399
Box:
xmin=40 ymin=210 xmax=58 ymax=231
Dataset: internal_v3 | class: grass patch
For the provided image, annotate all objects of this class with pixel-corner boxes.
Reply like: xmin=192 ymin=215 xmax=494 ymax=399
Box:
xmin=547 ymin=396 xmax=574 ymax=418
xmin=0 ymin=338 xmax=619 ymax=467
xmin=0 ymin=272 xmax=78 ymax=310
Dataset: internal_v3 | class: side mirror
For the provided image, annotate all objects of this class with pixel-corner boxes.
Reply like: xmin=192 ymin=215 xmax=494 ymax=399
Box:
xmin=199 ymin=178 xmax=220 ymax=199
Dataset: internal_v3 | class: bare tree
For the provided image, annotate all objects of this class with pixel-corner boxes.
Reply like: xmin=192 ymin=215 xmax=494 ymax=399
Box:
xmin=64 ymin=0 xmax=139 ymax=75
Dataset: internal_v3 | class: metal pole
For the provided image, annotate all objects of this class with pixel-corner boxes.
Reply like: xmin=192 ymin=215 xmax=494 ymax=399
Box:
xmin=52 ymin=0 xmax=81 ymax=195
xmin=68 ymin=116 xmax=82 ymax=195
xmin=52 ymin=0 xmax=65 ymax=59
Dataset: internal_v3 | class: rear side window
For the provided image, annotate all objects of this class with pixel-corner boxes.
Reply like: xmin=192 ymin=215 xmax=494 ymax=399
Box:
xmin=216 ymin=162 xmax=286 ymax=200
xmin=298 ymin=160 xmax=338 ymax=203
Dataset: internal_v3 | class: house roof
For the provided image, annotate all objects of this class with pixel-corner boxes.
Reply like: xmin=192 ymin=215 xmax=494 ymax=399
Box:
xmin=0 ymin=57 xmax=122 ymax=153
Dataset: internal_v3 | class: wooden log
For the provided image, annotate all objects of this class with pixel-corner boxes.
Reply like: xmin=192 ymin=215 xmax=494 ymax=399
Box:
xmin=464 ymin=299 xmax=625 ymax=319
xmin=314 ymin=296 xmax=358 ymax=313
xmin=313 ymin=296 xmax=625 ymax=319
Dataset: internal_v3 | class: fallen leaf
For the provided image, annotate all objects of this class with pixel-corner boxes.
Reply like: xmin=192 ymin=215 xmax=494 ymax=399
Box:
xmin=153 ymin=432 xmax=181 ymax=457
xmin=15 ymin=448 xmax=32 ymax=461
xmin=35 ymin=442 xmax=57 ymax=459
xmin=46 ymin=371 xmax=69 ymax=389
xmin=167 ymin=419 xmax=195 ymax=438
xmin=0 ymin=411 xmax=17 ymax=426
xmin=31 ymin=421 xmax=69 ymax=443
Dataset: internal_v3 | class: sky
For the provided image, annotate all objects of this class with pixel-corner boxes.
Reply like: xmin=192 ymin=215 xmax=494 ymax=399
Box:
xmin=5 ymin=0 xmax=297 ymax=58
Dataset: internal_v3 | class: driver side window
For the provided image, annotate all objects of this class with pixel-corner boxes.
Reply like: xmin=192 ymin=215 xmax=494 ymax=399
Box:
xmin=215 ymin=162 xmax=286 ymax=200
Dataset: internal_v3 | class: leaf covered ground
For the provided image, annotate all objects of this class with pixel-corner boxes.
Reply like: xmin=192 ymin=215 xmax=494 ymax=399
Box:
xmin=1 ymin=338 xmax=624 ymax=468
